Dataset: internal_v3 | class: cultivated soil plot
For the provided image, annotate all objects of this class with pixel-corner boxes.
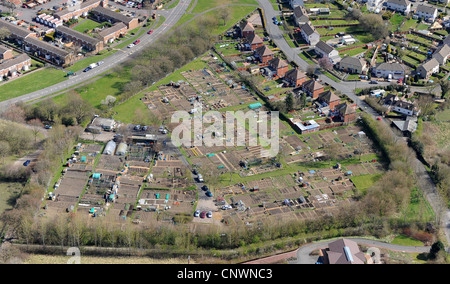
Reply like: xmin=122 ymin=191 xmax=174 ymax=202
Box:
xmin=141 ymin=90 xmax=177 ymax=119
xmin=96 ymin=155 xmax=125 ymax=173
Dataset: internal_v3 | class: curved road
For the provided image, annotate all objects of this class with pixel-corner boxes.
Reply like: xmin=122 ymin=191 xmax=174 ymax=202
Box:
xmin=0 ymin=0 xmax=192 ymax=112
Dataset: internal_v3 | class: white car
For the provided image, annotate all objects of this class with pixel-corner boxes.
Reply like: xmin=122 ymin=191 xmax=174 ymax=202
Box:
xmin=127 ymin=44 xmax=135 ymax=48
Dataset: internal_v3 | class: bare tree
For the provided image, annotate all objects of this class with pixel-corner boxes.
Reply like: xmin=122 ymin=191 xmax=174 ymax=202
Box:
xmin=28 ymin=118 xmax=44 ymax=144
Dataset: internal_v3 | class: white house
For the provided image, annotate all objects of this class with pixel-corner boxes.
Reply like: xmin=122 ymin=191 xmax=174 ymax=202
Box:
xmin=314 ymin=40 xmax=341 ymax=64
xmin=385 ymin=0 xmax=411 ymax=15
xmin=300 ymin=23 xmax=320 ymax=46
xmin=415 ymin=4 xmax=438 ymax=22
xmin=373 ymin=62 xmax=408 ymax=80
xmin=392 ymin=101 xmax=420 ymax=116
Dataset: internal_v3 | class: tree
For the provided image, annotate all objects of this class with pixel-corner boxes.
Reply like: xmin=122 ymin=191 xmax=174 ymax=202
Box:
xmin=0 ymin=141 xmax=10 ymax=165
xmin=318 ymin=56 xmax=333 ymax=71
xmin=439 ymin=79 xmax=450 ymax=98
xmin=218 ymin=7 xmax=231 ymax=26
xmin=60 ymin=94 xmax=94 ymax=125
xmin=0 ymin=27 xmax=11 ymax=41
xmin=323 ymin=142 xmax=341 ymax=165
xmin=285 ymin=93 xmax=294 ymax=112
xmin=28 ymin=118 xmax=43 ymax=144
xmin=429 ymin=240 xmax=445 ymax=261
xmin=359 ymin=14 xmax=391 ymax=40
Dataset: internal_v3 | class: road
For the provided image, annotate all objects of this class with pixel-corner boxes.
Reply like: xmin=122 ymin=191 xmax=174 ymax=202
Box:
xmin=257 ymin=0 xmax=450 ymax=247
xmin=0 ymin=0 xmax=192 ymax=112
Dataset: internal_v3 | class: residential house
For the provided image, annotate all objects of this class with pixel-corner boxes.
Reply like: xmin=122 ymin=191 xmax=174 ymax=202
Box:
xmin=98 ymin=22 xmax=128 ymax=44
xmin=373 ymin=62 xmax=407 ymax=80
xmin=0 ymin=19 xmax=37 ymax=43
xmin=254 ymin=45 xmax=274 ymax=64
xmin=91 ymin=6 xmax=139 ymax=30
xmin=336 ymin=103 xmax=357 ymax=123
xmin=414 ymin=4 xmax=438 ymax=22
xmin=416 ymin=58 xmax=439 ymax=79
xmin=317 ymin=90 xmax=341 ymax=111
xmin=302 ymin=79 xmax=324 ymax=98
xmin=0 ymin=54 xmax=32 ymax=80
xmin=392 ymin=100 xmax=420 ymax=116
xmin=300 ymin=23 xmax=320 ymax=46
xmin=432 ymin=44 xmax=450 ymax=65
xmin=314 ymin=40 xmax=341 ymax=64
xmin=268 ymin=57 xmax=289 ymax=77
xmin=289 ymin=0 xmax=304 ymax=9
xmin=292 ymin=5 xmax=309 ymax=27
xmin=240 ymin=21 xmax=255 ymax=38
xmin=337 ymin=56 xmax=368 ymax=74
xmin=379 ymin=93 xmax=399 ymax=107
xmin=385 ymin=0 xmax=411 ymax=15
xmin=392 ymin=116 xmax=418 ymax=135
xmin=284 ymin=68 xmax=307 ymax=87
xmin=0 ymin=45 xmax=13 ymax=61
xmin=54 ymin=0 xmax=107 ymax=22
xmin=55 ymin=26 xmax=104 ymax=53
xmin=245 ymin=33 xmax=264 ymax=51
xmin=23 ymin=37 xmax=75 ymax=66
xmin=319 ymin=239 xmax=369 ymax=264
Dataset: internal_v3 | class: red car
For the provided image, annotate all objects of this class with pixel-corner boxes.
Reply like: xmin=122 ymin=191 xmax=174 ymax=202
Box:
xmin=376 ymin=117 xmax=382 ymax=121
xmin=133 ymin=39 xmax=140 ymax=45
xmin=147 ymin=29 xmax=153 ymax=34
xmin=200 ymin=211 xmax=206 ymax=218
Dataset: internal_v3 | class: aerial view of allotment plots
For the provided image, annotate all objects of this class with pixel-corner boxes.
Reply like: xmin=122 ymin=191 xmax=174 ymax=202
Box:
xmin=0 ymin=0 xmax=449 ymax=266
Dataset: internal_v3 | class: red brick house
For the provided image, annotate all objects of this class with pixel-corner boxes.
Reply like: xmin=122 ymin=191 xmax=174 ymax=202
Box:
xmin=245 ymin=33 xmax=264 ymax=51
xmin=240 ymin=21 xmax=255 ymax=39
xmin=284 ymin=68 xmax=307 ymax=87
xmin=317 ymin=90 xmax=340 ymax=110
xmin=268 ymin=57 xmax=289 ymax=77
xmin=254 ymin=45 xmax=274 ymax=64
xmin=0 ymin=45 xmax=13 ymax=61
xmin=336 ymin=103 xmax=357 ymax=123
xmin=302 ymin=79 xmax=324 ymax=99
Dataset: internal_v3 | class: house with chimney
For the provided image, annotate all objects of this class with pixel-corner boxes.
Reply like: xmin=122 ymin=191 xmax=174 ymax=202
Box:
xmin=244 ymin=33 xmax=264 ymax=51
xmin=302 ymin=79 xmax=324 ymax=98
xmin=317 ymin=90 xmax=341 ymax=111
xmin=284 ymin=68 xmax=308 ymax=87
xmin=299 ymin=23 xmax=320 ymax=46
xmin=268 ymin=57 xmax=289 ymax=77
xmin=240 ymin=21 xmax=255 ymax=39
xmin=254 ymin=45 xmax=274 ymax=64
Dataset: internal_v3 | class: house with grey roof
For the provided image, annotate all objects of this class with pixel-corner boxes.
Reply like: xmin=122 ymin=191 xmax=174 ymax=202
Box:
xmin=314 ymin=40 xmax=341 ymax=64
xmin=432 ymin=44 xmax=450 ymax=65
xmin=289 ymin=0 xmax=304 ymax=9
xmin=392 ymin=116 xmax=418 ymax=135
xmin=416 ymin=58 xmax=439 ymax=79
xmin=55 ymin=26 xmax=103 ymax=53
xmin=0 ymin=54 xmax=31 ymax=80
xmin=373 ymin=62 xmax=408 ymax=79
xmin=300 ymin=23 xmax=320 ymax=46
xmin=385 ymin=0 xmax=411 ymax=15
xmin=414 ymin=4 xmax=438 ymax=22
xmin=292 ymin=5 xmax=309 ymax=26
xmin=337 ymin=56 xmax=368 ymax=74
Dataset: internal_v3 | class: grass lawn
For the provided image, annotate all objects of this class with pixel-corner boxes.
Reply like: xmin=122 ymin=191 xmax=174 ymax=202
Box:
xmin=0 ymin=68 xmax=67 ymax=102
xmin=391 ymin=235 xmax=425 ymax=246
xmin=435 ymin=108 xmax=450 ymax=121
xmin=190 ymin=0 xmax=258 ymax=14
xmin=339 ymin=46 xmax=368 ymax=57
xmin=350 ymin=173 xmax=382 ymax=193
xmin=0 ymin=182 xmax=23 ymax=214
xmin=72 ymin=19 xmax=102 ymax=33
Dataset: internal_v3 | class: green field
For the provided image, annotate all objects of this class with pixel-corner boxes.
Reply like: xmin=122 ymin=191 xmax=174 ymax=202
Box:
xmin=391 ymin=234 xmax=425 ymax=246
xmin=0 ymin=68 xmax=67 ymax=102
xmin=72 ymin=19 xmax=102 ymax=33
xmin=350 ymin=173 xmax=382 ymax=193
xmin=0 ymin=182 xmax=23 ymax=214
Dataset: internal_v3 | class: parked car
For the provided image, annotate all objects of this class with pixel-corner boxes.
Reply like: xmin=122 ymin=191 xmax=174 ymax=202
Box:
xmin=83 ymin=67 xmax=91 ymax=72
xmin=127 ymin=43 xmax=135 ymax=48
xmin=141 ymin=125 xmax=148 ymax=131
xmin=194 ymin=210 xmax=200 ymax=217
xmin=147 ymin=29 xmax=153 ymax=34
xmin=205 ymin=190 xmax=213 ymax=197
xmin=134 ymin=125 xmax=141 ymax=131
xmin=222 ymin=205 xmax=232 ymax=210
xmin=369 ymin=80 xmax=378 ymax=84
xmin=97 ymin=61 xmax=104 ymax=66
xmin=133 ymin=39 xmax=140 ymax=45
xmin=44 ymin=125 xmax=52 ymax=129
xmin=23 ymin=160 xmax=31 ymax=166
xmin=206 ymin=211 xmax=212 ymax=218
xmin=192 ymin=169 xmax=198 ymax=175
xmin=200 ymin=211 xmax=206 ymax=218
xmin=377 ymin=117 xmax=382 ymax=120
xmin=202 ymin=185 xmax=209 ymax=191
